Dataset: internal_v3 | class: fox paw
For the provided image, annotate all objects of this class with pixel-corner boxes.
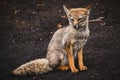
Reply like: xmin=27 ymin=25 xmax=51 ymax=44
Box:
xmin=71 ymin=68 xmax=78 ymax=73
xmin=80 ymin=66 xmax=87 ymax=71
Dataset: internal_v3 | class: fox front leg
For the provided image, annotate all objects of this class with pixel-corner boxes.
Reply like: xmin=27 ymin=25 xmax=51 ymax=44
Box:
xmin=65 ymin=43 xmax=78 ymax=73
xmin=78 ymin=47 xmax=87 ymax=71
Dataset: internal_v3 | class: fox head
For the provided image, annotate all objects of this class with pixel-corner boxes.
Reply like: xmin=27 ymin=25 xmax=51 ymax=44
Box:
xmin=63 ymin=5 xmax=92 ymax=29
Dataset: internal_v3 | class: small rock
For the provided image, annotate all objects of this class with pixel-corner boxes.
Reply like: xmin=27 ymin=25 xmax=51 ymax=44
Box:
xmin=22 ymin=21 xmax=26 ymax=24
xmin=33 ymin=76 xmax=37 ymax=79
xmin=36 ymin=28 xmax=39 ymax=31
xmin=36 ymin=3 xmax=45 ymax=7
xmin=39 ymin=38 xmax=43 ymax=41
xmin=14 ymin=10 xmax=20 ymax=14
xmin=32 ymin=11 xmax=35 ymax=14
xmin=100 ymin=22 xmax=106 ymax=26
xmin=38 ymin=52 xmax=42 ymax=55
xmin=30 ymin=27 xmax=33 ymax=31
xmin=91 ymin=75 xmax=95 ymax=78
xmin=57 ymin=23 xmax=62 ymax=28
xmin=87 ymin=73 xmax=90 ymax=75
xmin=59 ymin=10 xmax=62 ymax=13
xmin=12 ymin=40 xmax=15 ymax=44
xmin=61 ymin=15 xmax=67 ymax=19
xmin=95 ymin=3 xmax=99 ymax=6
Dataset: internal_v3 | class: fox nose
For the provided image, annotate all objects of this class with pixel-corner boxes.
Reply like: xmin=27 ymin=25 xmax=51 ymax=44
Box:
xmin=73 ymin=20 xmax=78 ymax=26
xmin=73 ymin=20 xmax=78 ymax=28
xmin=74 ymin=25 xmax=79 ymax=29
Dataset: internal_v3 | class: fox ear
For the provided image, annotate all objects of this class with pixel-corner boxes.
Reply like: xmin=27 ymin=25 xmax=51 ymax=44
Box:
xmin=86 ymin=4 xmax=93 ymax=10
xmin=86 ymin=4 xmax=93 ymax=14
xmin=63 ymin=5 xmax=70 ymax=15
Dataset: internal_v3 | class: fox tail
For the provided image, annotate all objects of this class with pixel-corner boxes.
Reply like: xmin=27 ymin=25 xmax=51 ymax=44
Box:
xmin=12 ymin=58 xmax=53 ymax=75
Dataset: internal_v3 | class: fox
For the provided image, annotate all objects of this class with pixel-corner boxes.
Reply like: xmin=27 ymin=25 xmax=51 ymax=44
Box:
xmin=12 ymin=5 xmax=92 ymax=75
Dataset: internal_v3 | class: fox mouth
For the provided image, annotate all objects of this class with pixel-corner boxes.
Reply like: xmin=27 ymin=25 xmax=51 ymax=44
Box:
xmin=74 ymin=25 xmax=81 ymax=29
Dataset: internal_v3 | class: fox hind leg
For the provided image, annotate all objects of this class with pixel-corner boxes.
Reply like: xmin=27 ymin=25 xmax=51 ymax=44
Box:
xmin=46 ymin=51 xmax=60 ymax=68
xmin=57 ymin=65 xmax=69 ymax=70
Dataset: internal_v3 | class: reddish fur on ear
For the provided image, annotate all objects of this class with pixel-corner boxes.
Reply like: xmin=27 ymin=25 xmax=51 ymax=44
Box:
xmin=86 ymin=4 xmax=93 ymax=10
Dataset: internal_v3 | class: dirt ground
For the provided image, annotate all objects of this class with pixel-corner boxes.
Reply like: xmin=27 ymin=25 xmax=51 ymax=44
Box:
xmin=0 ymin=0 xmax=120 ymax=80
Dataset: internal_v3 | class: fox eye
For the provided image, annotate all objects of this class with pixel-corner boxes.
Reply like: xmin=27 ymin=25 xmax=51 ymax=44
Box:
xmin=78 ymin=18 xmax=82 ymax=21
xmin=71 ymin=19 xmax=74 ymax=21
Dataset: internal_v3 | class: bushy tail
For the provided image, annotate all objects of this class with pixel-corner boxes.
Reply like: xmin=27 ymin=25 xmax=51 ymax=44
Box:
xmin=12 ymin=58 xmax=53 ymax=75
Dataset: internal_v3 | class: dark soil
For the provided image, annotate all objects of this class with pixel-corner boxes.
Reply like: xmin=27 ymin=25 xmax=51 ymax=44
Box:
xmin=0 ymin=0 xmax=120 ymax=80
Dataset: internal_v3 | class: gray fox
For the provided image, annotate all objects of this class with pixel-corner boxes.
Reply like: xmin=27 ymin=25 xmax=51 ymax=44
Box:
xmin=12 ymin=5 xmax=92 ymax=75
